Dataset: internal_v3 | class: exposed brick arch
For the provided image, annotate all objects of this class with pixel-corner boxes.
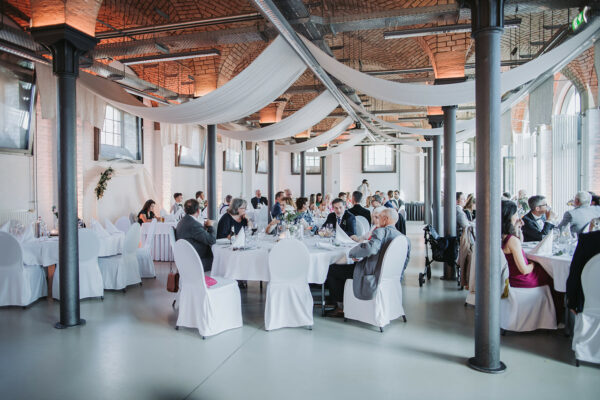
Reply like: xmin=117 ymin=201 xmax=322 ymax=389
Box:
xmin=30 ymin=0 xmax=103 ymax=36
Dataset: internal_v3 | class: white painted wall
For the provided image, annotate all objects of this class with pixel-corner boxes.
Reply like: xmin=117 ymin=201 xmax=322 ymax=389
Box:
xmin=0 ymin=153 xmax=34 ymax=211
xmin=456 ymin=171 xmax=476 ymax=197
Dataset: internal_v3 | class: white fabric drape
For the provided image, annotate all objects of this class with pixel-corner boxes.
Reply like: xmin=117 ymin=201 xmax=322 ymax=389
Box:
xmin=218 ymin=91 xmax=339 ymax=141
xmin=221 ymin=136 xmax=242 ymax=153
xmin=301 ymin=18 xmax=600 ymax=106
xmin=77 ymin=36 xmax=306 ymax=124
xmin=306 ymin=129 xmax=368 ymax=157
xmin=529 ymin=77 xmax=554 ymax=129
xmin=501 ymin=110 xmax=513 ymax=146
xmin=275 ymin=116 xmax=353 ymax=152
xmin=257 ymin=141 xmax=268 ymax=166
xmin=160 ymin=123 xmax=201 ymax=148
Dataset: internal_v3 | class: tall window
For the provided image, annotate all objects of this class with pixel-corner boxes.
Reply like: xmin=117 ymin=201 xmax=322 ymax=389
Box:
xmin=176 ymin=127 xmax=205 ymax=168
xmin=456 ymin=139 xmax=475 ymax=171
xmin=362 ymin=145 xmax=395 ymax=173
xmin=0 ymin=53 xmax=35 ymax=154
xmin=98 ymin=105 xmax=143 ymax=161
xmin=291 ymin=148 xmax=321 ymax=174
xmin=560 ymin=84 xmax=581 ymax=115
xmin=223 ymin=141 xmax=243 ymax=172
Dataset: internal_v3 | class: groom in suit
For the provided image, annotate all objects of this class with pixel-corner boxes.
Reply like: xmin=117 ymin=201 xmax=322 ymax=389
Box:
xmin=522 ymin=195 xmax=555 ymax=242
xmin=251 ymin=189 xmax=268 ymax=209
xmin=322 ymin=198 xmax=357 ymax=238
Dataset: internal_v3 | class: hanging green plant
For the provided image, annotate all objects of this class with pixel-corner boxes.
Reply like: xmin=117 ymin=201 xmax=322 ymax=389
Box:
xmin=95 ymin=167 xmax=114 ymax=200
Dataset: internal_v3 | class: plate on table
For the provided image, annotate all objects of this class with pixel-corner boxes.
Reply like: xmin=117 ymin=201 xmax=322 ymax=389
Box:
xmin=216 ymin=238 xmax=230 ymax=245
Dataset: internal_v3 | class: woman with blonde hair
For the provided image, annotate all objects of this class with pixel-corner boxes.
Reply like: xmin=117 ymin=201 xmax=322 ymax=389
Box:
xmin=464 ymin=193 xmax=476 ymax=221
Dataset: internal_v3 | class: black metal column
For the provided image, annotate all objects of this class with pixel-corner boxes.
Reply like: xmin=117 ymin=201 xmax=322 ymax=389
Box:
xmin=424 ymin=145 xmax=432 ymax=225
xmin=468 ymin=0 xmax=506 ymax=374
xmin=268 ymin=140 xmax=275 ymax=222
xmin=443 ymin=105 xmax=457 ymax=280
xmin=320 ymin=156 xmax=326 ymax=197
xmin=300 ymin=151 xmax=306 ymax=197
xmin=207 ymin=125 xmax=217 ymax=221
xmin=31 ymin=25 xmax=97 ymax=329
xmin=428 ymin=117 xmax=443 ymax=234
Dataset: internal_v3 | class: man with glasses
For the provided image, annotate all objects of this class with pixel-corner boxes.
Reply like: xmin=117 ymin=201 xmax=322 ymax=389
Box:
xmin=522 ymin=195 xmax=556 ymax=242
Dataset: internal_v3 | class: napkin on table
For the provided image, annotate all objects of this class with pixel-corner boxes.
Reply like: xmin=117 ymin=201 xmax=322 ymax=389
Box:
xmin=0 ymin=221 xmax=10 ymax=233
xmin=335 ymin=223 xmax=355 ymax=245
xmin=19 ymin=225 xmax=34 ymax=243
xmin=232 ymin=227 xmax=245 ymax=248
xmin=530 ymin=232 xmax=553 ymax=256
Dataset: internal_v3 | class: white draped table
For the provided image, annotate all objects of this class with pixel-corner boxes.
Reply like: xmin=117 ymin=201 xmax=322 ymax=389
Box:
xmin=525 ymin=251 xmax=572 ymax=293
xmin=141 ymin=222 xmax=177 ymax=262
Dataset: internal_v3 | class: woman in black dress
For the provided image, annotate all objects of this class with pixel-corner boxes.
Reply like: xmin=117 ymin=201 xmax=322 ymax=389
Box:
xmin=138 ymin=199 xmax=157 ymax=224
xmin=216 ymin=198 xmax=250 ymax=239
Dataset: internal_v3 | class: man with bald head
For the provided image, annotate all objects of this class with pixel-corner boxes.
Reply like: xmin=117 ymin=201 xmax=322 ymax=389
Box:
xmin=325 ymin=208 xmax=403 ymax=317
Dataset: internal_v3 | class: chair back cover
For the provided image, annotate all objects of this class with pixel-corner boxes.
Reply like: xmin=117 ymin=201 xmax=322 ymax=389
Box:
xmin=90 ymin=218 xmax=110 ymax=238
xmin=115 ymin=216 xmax=131 ymax=233
xmin=128 ymin=213 xmax=137 ymax=224
xmin=78 ymin=229 xmax=100 ymax=262
xmin=379 ymin=235 xmax=408 ymax=280
xmin=160 ymin=208 xmax=169 ymax=218
xmin=268 ymin=239 xmax=310 ymax=283
xmin=0 ymin=231 xmax=23 ymax=268
xmin=104 ymin=218 xmax=121 ymax=234
xmin=143 ymin=219 xmax=157 ymax=250
xmin=123 ymin=223 xmax=141 ymax=256
xmin=173 ymin=239 xmax=207 ymax=290
xmin=169 ymin=226 xmax=177 ymax=248
xmin=582 ymin=253 xmax=600 ymax=310
xmin=355 ymin=216 xmax=369 ymax=237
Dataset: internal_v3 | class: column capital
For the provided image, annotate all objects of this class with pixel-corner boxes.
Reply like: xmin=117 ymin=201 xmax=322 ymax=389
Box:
xmin=427 ymin=115 xmax=444 ymax=128
xmin=442 ymin=105 xmax=458 ymax=111
xmin=31 ymin=24 xmax=97 ymax=76
xmin=467 ymin=0 xmax=505 ymax=36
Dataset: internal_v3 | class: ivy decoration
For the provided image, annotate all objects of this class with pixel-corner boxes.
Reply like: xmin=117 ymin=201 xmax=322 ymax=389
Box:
xmin=95 ymin=167 xmax=114 ymax=200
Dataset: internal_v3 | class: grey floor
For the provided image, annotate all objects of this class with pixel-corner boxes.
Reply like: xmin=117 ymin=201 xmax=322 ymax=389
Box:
xmin=1 ymin=222 xmax=597 ymax=400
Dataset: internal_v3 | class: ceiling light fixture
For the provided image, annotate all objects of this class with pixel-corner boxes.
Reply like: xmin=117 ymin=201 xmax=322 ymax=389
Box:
xmin=121 ymin=49 xmax=220 ymax=65
xmin=383 ymin=18 xmax=521 ymax=39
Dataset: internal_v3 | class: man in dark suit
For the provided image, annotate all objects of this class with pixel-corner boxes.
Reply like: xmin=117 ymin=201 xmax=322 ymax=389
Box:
xmin=175 ymin=199 xmax=216 ymax=271
xmin=385 ymin=190 xmax=398 ymax=209
xmin=271 ymin=191 xmax=284 ymax=219
xmin=348 ymin=191 xmax=371 ymax=224
xmin=251 ymin=189 xmax=268 ymax=209
xmin=522 ymin=195 xmax=556 ymax=242
xmin=322 ymin=198 xmax=356 ymax=237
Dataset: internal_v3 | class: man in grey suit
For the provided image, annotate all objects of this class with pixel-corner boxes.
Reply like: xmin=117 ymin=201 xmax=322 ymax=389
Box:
xmin=557 ymin=191 xmax=600 ymax=234
xmin=325 ymin=208 xmax=402 ymax=317
xmin=456 ymin=192 xmax=474 ymax=237
xmin=175 ymin=199 xmax=216 ymax=271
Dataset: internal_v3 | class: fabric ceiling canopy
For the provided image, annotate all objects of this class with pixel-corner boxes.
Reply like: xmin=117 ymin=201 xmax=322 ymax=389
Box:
xmin=301 ymin=18 xmax=600 ymax=106
xmin=218 ymin=91 xmax=340 ymax=141
xmin=306 ymin=129 xmax=368 ymax=157
xmin=275 ymin=116 xmax=353 ymax=152
xmin=77 ymin=36 xmax=307 ymax=125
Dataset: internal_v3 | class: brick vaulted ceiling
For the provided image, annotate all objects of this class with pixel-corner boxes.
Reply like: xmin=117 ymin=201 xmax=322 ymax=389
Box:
xmin=2 ymin=0 xmax=592 ymax=140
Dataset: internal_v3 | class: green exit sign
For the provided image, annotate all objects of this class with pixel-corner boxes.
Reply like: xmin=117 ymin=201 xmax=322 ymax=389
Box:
xmin=572 ymin=7 xmax=590 ymax=31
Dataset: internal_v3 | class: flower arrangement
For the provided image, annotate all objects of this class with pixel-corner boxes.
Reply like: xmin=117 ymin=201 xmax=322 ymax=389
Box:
xmin=95 ymin=166 xmax=114 ymax=200
xmin=282 ymin=209 xmax=298 ymax=224
xmin=52 ymin=205 xmax=58 ymax=219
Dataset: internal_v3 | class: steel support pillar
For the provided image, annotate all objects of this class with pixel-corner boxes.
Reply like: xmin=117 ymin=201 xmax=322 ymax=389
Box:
xmin=206 ymin=125 xmax=217 ymax=221
xmin=443 ymin=105 xmax=457 ymax=280
xmin=468 ymin=0 xmax=506 ymax=374
xmin=300 ymin=151 xmax=306 ymax=197
xmin=424 ymin=145 xmax=432 ymax=225
xmin=321 ymin=156 xmax=326 ymax=196
xmin=268 ymin=140 xmax=275 ymax=222
xmin=31 ymin=25 xmax=97 ymax=329
xmin=428 ymin=117 xmax=443 ymax=234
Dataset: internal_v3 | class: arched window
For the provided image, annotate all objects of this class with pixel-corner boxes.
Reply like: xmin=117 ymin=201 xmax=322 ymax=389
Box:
xmin=559 ymin=84 xmax=581 ymax=115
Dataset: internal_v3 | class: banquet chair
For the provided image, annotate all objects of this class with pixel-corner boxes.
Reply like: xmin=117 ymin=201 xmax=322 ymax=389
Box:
xmin=128 ymin=213 xmax=137 ymax=224
xmin=572 ymin=253 xmax=600 ymax=366
xmin=0 ymin=232 xmax=47 ymax=307
xmin=343 ymin=235 xmax=408 ymax=331
xmin=53 ymin=229 xmax=104 ymax=300
xmin=500 ymin=284 xmax=557 ymax=333
xmin=169 ymin=227 xmax=179 ymax=308
xmin=137 ymin=219 xmax=157 ymax=278
xmin=115 ymin=216 xmax=131 ymax=233
xmin=265 ymin=239 xmax=313 ymax=331
xmin=355 ymin=216 xmax=369 ymax=238
xmin=98 ymin=223 xmax=142 ymax=290
xmin=173 ymin=239 xmax=242 ymax=338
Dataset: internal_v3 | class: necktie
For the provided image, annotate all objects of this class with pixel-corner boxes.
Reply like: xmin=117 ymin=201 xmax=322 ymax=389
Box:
xmin=337 ymin=217 xmax=341 ymax=226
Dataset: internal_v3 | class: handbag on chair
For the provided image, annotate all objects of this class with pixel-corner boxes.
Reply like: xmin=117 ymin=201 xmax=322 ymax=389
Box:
xmin=167 ymin=266 xmax=179 ymax=293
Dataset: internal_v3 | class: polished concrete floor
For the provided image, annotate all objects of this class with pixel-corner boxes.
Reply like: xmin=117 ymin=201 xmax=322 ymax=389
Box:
xmin=1 ymin=222 xmax=597 ymax=400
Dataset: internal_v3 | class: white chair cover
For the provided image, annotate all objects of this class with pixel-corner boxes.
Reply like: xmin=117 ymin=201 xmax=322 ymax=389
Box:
xmin=104 ymin=218 xmax=121 ymax=234
xmin=173 ymin=240 xmax=242 ymax=337
xmin=343 ymin=235 xmax=408 ymax=329
xmin=265 ymin=239 xmax=313 ymax=331
xmin=90 ymin=218 xmax=110 ymax=238
xmin=0 ymin=232 xmax=47 ymax=306
xmin=500 ymin=285 xmax=557 ymax=332
xmin=572 ymin=253 xmax=600 ymax=364
xmin=115 ymin=216 xmax=131 ymax=233
xmin=53 ymin=229 xmax=104 ymax=300
xmin=137 ymin=219 xmax=157 ymax=278
xmin=355 ymin=216 xmax=369 ymax=238
xmin=98 ymin=223 xmax=141 ymax=290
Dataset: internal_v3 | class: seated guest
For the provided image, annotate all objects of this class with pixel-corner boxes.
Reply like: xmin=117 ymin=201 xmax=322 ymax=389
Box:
xmin=502 ymin=191 xmax=512 ymax=201
xmin=216 ymin=198 xmax=250 ymax=239
xmin=170 ymin=193 xmax=184 ymax=215
xmin=566 ymin=230 xmax=600 ymax=313
xmin=138 ymin=200 xmax=157 ymax=224
xmin=348 ymin=191 xmax=371 ymax=224
xmin=591 ymin=192 xmax=599 ymax=206
xmin=175 ymin=199 xmax=216 ymax=271
xmin=522 ymin=195 xmax=555 ymax=242
xmin=316 ymin=201 xmax=329 ymax=218
xmin=284 ymin=188 xmax=293 ymax=198
xmin=395 ymin=208 xmax=407 ymax=235
xmin=557 ymin=191 xmax=600 ymax=234
xmin=309 ymin=194 xmax=316 ymax=211
xmin=338 ymin=192 xmax=348 ymax=204
xmin=282 ymin=196 xmax=296 ymax=212
xmin=323 ymin=193 xmax=332 ymax=212
xmin=385 ymin=190 xmax=398 ymax=209
xmin=464 ymin=193 xmax=476 ymax=221
xmin=369 ymin=194 xmax=383 ymax=211
xmin=219 ymin=195 xmax=232 ymax=216
xmin=517 ymin=189 xmax=529 ymax=213
xmin=325 ymin=208 xmax=401 ymax=316
xmin=456 ymin=192 xmax=474 ymax=236
xmin=251 ymin=189 xmax=268 ymax=209
xmin=271 ymin=191 xmax=284 ymax=219
xmin=195 ymin=191 xmax=206 ymax=210
xmin=315 ymin=193 xmax=323 ymax=207
xmin=295 ymin=197 xmax=316 ymax=232
xmin=322 ymin=198 xmax=356 ymax=238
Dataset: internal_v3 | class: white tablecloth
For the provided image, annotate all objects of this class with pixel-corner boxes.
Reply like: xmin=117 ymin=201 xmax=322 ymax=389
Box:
xmin=211 ymin=236 xmax=352 ymax=283
xmin=141 ymin=222 xmax=177 ymax=262
xmin=525 ymin=251 xmax=572 ymax=293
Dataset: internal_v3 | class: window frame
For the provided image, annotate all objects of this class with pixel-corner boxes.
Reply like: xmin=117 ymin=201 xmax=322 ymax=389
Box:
xmin=0 ymin=57 xmax=36 ymax=156
xmin=291 ymin=151 xmax=321 ymax=175
xmin=456 ymin=139 xmax=475 ymax=171
xmin=361 ymin=145 xmax=396 ymax=173
xmin=95 ymin=104 xmax=144 ymax=163
xmin=175 ymin=130 xmax=206 ymax=169
xmin=223 ymin=141 xmax=243 ymax=172
xmin=255 ymin=143 xmax=268 ymax=174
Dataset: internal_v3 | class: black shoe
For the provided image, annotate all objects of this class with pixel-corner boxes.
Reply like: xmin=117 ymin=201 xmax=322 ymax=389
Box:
xmin=325 ymin=307 xmax=345 ymax=318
